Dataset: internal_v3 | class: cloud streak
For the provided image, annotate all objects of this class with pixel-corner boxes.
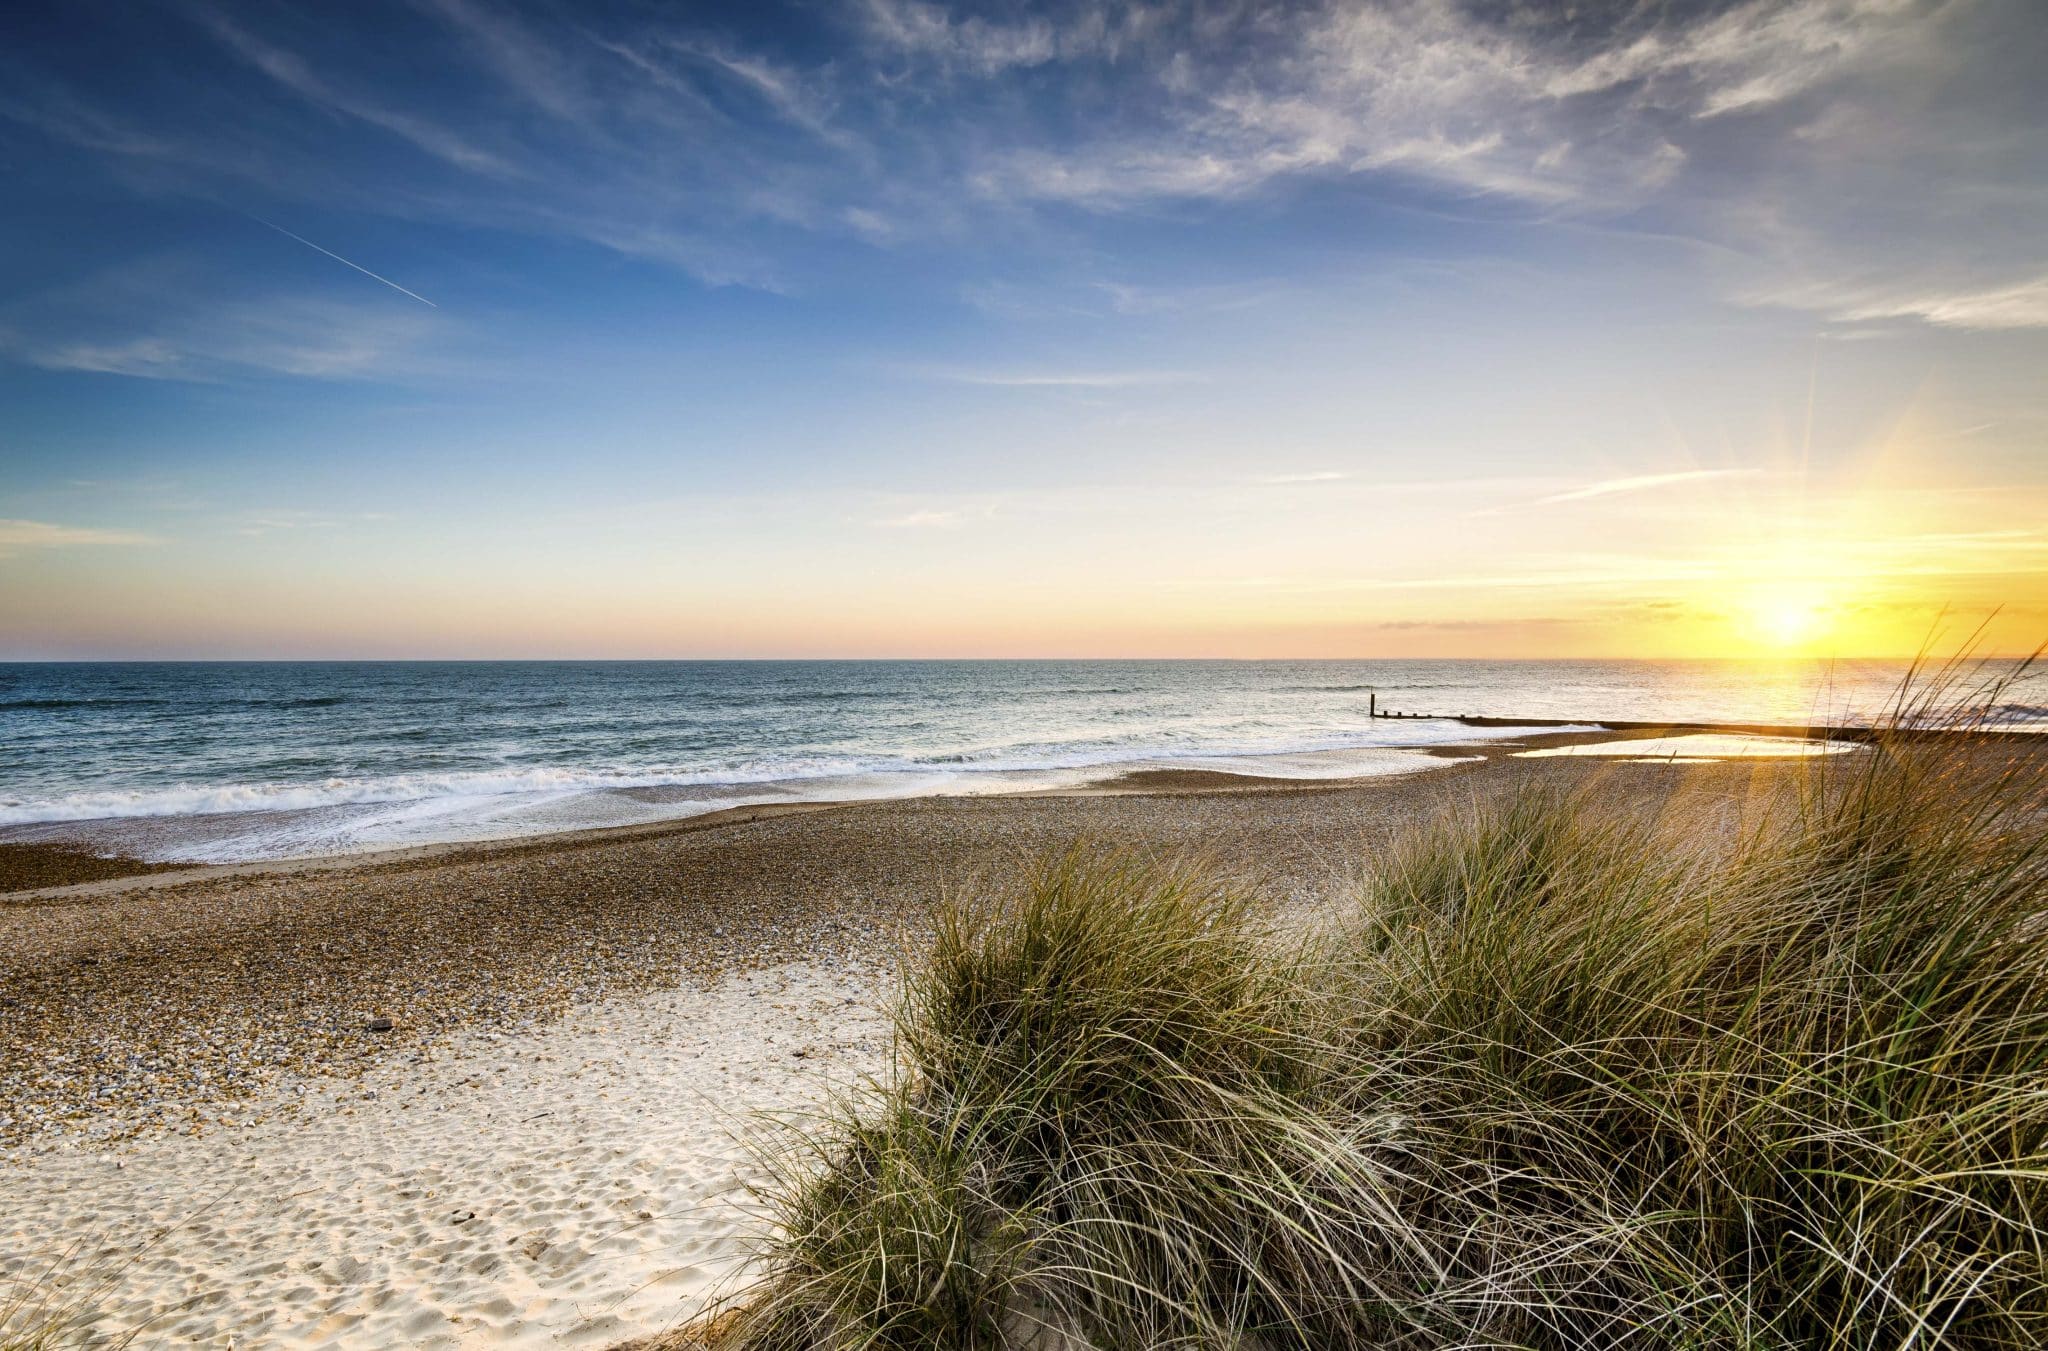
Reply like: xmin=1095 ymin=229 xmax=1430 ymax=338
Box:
xmin=0 ymin=0 xmax=2040 ymax=399
xmin=1255 ymin=471 xmax=1350 ymax=485
xmin=0 ymin=269 xmax=451 ymax=383
xmin=248 ymin=216 xmax=438 ymax=308
xmin=919 ymin=369 xmax=1196 ymax=388
xmin=875 ymin=509 xmax=967 ymax=529
xmin=1532 ymin=469 xmax=1767 ymax=506
xmin=0 ymin=520 xmax=156 ymax=559
xmin=196 ymin=8 xmax=517 ymax=178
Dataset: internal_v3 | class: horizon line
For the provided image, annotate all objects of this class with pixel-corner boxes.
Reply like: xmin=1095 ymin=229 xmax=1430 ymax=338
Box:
xmin=0 ymin=653 xmax=2030 ymax=665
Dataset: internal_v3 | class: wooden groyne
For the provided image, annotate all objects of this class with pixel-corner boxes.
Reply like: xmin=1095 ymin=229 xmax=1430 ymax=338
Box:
xmin=1365 ymin=705 xmax=2042 ymax=745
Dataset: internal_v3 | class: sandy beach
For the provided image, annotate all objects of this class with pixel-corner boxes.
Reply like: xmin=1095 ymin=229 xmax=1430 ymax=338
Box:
xmin=4 ymin=960 xmax=892 ymax=1347
xmin=0 ymin=738 xmax=1908 ymax=1346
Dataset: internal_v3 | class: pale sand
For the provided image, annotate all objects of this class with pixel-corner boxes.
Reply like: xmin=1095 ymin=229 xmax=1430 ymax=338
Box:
xmin=1 ymin=957 xmax=893 ymax=1348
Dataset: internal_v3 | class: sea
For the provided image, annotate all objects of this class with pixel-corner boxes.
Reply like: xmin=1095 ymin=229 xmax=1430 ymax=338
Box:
xmin=0 ymin=659 xmax=2038 ymax=863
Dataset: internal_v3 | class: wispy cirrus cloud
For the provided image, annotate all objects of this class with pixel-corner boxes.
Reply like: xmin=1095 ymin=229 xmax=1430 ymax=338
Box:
xmin=875 ymin=509 xmax=968 ymax=529
xmin=232 ymin=509 xmax=397 ymax=537
xmin=912 ymin=0 xmax=2042 ymax=333
xmin=0 ymin=256 xmax=454 ymax=383
xmin=3 ymin=300 xmax=446 ymax=382
xmin=915 ymin=368 xmax=1197 ymax=388
xmin=959 ymin=0 xmax=1926 ymax=211
xmin=859 ymin=0 xmax=1070 ymax=76
xmin=0 ymin=520 xmax=157 ymax=559
xmin=1746 ymin=272 xmax=2048 ymax=332
xmin=196 ymin=8 xmax=520 ymax=178
xmin=0 ymin=0 xmax=2041 ymax=349
xmin=1254 ymin=471 xmax=1350 ymax=485
xmin=1531 ymin=468 xmax=1769 ymax=507
xmin=412 ymin=0 xmax=592 ymax=124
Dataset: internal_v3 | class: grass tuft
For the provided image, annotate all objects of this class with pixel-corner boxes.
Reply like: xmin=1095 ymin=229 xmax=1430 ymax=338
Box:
xmin=733 ymin=665 xmax=2048 ymax=1349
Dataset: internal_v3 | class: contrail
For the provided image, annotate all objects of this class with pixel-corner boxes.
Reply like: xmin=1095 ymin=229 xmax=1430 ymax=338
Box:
xmin=246 ymin=214 xmax=438 ymax=308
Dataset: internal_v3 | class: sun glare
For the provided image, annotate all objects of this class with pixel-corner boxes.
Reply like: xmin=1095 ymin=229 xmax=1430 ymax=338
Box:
xmin=1745 ymin=584 xmax=1834 ymax=651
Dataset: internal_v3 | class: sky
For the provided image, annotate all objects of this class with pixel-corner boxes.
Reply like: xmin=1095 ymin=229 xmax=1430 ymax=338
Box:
xmin=1 ymin=0 xmax=2043 ymax=660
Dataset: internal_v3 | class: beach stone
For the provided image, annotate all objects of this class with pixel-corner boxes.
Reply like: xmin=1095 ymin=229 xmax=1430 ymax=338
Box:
xmin=365 ymin=1017 xmax=394 ymax=1033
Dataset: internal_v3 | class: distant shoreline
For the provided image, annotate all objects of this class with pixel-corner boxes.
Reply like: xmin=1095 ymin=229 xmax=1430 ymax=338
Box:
xmin=0 ymin=723 xmax=1855 ymax=897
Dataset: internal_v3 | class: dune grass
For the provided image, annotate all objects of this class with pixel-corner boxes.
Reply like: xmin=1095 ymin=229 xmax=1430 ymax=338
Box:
xmin=718 ymin=672 xmax=2048 ymax=1349
xmin=0 ymin=1241 xmax=145 ymax=1351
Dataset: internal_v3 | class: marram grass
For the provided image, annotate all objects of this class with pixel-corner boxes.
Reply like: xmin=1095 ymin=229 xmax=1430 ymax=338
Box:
xmin=719 ymin=680 xmax=2048 ymax=1349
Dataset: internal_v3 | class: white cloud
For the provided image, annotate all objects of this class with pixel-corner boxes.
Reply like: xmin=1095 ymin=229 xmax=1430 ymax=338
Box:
xmin=413 ymin=0 xmax=590 ymax=122
xmin=197 ymin=10 xmax=519 ymax=178
xmin=1749 ymin=272 xmax=2048 ymax=331
xmin=233 ymin=509 xmax=395 ymax=536
xmin=561 ymin=219 xmax=789 ymax=292
xmin=664 ymin=39 xmax=859 ymax=150
xmin=861 ymin=0 xmax=1062 ymax=75
xmin=876 ymin=509 xmax=967 ymax=529
xmin=973 ymin=0 xmax=1940 ymax=214
xmin=26 ymin=337 xmax=189 ymax=380
xmin=943 ymin=0 xmax=2040 ymax=332
xmin=0 ymin=281 xmax=451 ymax=384
xmin=1532 ymin=468 xmax=1768 ymax=506
xmin=0 ymin=520 xmax=156 ymax=558
xmin=917 ymin=368 xmax=1195 ymax=388
xmin=1255 ymin=471 xmax=1349 ymax=485
xmin=4 ymin=0 xmax=2037 ymax=335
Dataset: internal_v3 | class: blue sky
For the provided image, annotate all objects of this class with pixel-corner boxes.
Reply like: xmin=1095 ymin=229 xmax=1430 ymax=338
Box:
xmin=2 ymin=0 xmax=2044 ymax=657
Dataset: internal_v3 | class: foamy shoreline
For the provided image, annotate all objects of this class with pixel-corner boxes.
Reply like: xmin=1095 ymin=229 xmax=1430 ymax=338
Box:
xmin=0 ymin=731 xmax=1556 ymax=866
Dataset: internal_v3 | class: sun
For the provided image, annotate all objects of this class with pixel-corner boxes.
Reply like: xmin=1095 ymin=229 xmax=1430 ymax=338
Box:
xmin=1744 ymin=584 xmax=1835 ymax=652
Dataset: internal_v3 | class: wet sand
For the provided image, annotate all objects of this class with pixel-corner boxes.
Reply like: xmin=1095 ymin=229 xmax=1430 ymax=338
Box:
xmin=0 ymin=843 xmax=178 ymax=894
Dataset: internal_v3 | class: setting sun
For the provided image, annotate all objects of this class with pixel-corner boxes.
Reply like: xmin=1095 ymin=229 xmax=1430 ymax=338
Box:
xmin=1749 ymin=585 xmax=1836 ymax=651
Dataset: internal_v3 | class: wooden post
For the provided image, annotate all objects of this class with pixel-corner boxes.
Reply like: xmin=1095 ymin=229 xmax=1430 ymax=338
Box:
xmin=1369 ymin=691 xmax=1376 ymax=718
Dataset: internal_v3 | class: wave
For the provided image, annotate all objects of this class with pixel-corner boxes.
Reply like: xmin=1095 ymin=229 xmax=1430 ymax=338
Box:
xmin=0 ymin=720 xmax=1584 ymax=827
xmin=1 ymin=694 xmax=354 ymax=711
xmin=1287 ymin=683 xmax=1453 ymax=694
xmin=0 ymin=763 xmax=857 ymax=826
xmin=758 ymin=685 xmax=1141 ymax=706
xmin=0 ymin=697 xmax=166 ymax=711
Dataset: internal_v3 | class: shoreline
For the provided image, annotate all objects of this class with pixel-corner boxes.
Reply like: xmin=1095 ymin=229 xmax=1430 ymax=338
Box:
xmin=0 ymin=724 xmax=1839 ymax=899
xmin=0 ymin=733 xmax=1845 ymax=1156
xmin=0 ymin=800 xmax=868 ymax=903
xmin=0 ymin=737 xmax=1667 ymax=1146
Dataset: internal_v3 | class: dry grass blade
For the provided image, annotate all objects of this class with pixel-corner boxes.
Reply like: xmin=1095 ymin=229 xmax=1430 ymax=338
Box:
xmin=730 ymin=663 xmax=2048 ymax=1350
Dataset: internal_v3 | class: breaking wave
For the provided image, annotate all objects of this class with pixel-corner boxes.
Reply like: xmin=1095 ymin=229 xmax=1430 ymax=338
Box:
xmin=0 ymin=764 xmax=856 ymax=826
xmin=0 ymin=718 xmax=1565 ymax=828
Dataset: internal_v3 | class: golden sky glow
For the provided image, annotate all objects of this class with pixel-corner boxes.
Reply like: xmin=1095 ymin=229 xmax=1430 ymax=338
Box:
xmin=5 ymin=444 xmax=2043 ymax=659
xmin=4 ymin=0 xmax=2045 ymax=660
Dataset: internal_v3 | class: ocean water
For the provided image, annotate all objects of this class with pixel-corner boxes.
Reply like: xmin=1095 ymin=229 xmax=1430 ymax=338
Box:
xmin=0 ymin=659 xmax=2033 ymax=862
